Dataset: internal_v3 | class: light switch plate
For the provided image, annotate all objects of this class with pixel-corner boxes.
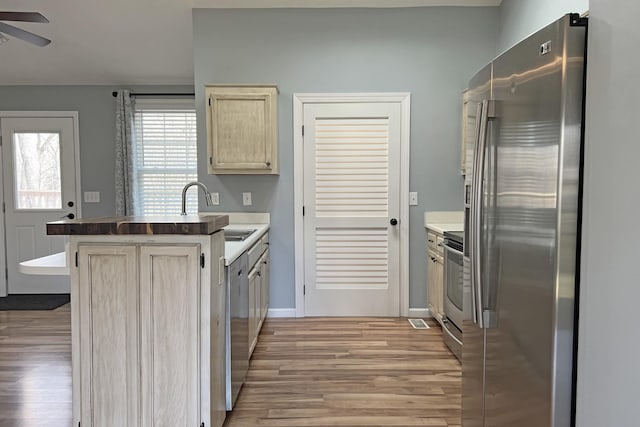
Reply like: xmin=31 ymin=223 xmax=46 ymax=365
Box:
xmin=242 ymin=192 xmax=252 ymax=206
xmin=409 ymin=192 xmax=418 ymax=206
xmin=84 ymin=191 xmax=100 ymax=203
xmin=211 ymin=192 xmax=220 ymax=205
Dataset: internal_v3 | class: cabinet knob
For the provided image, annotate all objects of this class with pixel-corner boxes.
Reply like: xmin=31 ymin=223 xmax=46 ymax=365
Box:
xmin=390 ymin=218 xmax=398 ymax=226
xmin=266 ymin=162 xmax=271 ymax=167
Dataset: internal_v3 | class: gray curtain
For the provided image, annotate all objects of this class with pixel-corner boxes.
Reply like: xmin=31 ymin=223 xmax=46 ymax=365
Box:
xmin=114 ymin=89 xmax=136 ymax=216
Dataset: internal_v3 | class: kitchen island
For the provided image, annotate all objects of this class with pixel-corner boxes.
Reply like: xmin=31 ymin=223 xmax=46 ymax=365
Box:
xmin=47 ymin=214 xmax=229 ymax=427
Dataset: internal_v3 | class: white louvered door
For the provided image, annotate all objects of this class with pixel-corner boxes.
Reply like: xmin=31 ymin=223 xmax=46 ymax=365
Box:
xmin=303 ymin=103 xmax=401 ymax=316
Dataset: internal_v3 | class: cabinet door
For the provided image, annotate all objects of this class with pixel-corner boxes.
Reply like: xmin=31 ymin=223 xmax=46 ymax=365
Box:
xmin=427 ymin=253 xmax=438 ymax=319
xmin=435 ymin=256 xmax=444 ymax=318
xmin=260 ymin=251 xmax=270 ymax=322
xmin=248 ymin=267 xmax=259 ymax=357
xmin=206 ymin=85 xmax=278 ymax=175
xmin=427 ymin=251 xmax=445 ymax=322
xmin=140 ymin=245 xmax=201 ymax=427
xmin=78 ymin=245 xmax=139 ymax=427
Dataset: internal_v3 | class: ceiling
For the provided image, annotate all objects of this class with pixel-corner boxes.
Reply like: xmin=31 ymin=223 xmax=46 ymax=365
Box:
xmin=0 ymin=0 xmax=501 ymax=86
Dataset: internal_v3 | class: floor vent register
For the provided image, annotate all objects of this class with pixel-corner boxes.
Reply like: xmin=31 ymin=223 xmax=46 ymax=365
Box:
xmin=408 ymin=318 xmax=430 ymax=330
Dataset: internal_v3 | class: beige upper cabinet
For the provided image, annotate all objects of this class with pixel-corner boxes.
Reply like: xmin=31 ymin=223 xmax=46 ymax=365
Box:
xmin=206 ymin=85 xmax=279 ymax=175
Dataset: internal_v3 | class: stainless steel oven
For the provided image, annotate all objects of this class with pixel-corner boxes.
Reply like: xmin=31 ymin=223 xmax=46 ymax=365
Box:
xmin=442 ymin=231 xmax=468 ymax=361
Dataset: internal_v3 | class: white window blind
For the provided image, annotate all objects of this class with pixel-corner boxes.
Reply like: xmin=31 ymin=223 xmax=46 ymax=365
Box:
xmin=133 ymin=99 xmax=197 ymax=215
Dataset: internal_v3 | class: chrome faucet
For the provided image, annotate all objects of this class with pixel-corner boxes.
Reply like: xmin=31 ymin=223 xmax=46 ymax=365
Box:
xmin=181 ymin=181 xmax=214 ymax=215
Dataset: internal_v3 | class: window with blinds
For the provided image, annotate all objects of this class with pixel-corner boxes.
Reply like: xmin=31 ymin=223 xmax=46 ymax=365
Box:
xmin=133 ymin=99 xmax=197 ymax=215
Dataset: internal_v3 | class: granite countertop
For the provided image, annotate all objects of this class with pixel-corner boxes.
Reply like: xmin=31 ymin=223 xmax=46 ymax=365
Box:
xmin=46 ymin=214 xmax=229 ymax=235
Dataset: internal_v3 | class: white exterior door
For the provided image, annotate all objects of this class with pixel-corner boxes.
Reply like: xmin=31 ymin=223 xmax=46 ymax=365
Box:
xmin=1 ymin=116 xmax=79 ymax=294
xmin=303 ymin=102 xmax=401 ymax=316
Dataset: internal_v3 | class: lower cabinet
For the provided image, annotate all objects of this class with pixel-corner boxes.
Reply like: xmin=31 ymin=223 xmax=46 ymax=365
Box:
xmin=248 ymin=246 xmax=270 ymax=358
xmin=426 ymin=227 xmax=445 ymax=323
xmin=139 ymin=245 xmax=201 ymax=426
xmin=260 ymin=249 xmax=270 ymax=324
xmin=72 ymin=234 xmax=225 ymax=427
xmin=77 ymin=245 xmax=140 ymax=426
xmin=427 ymin=249 xmax=444 ymax=323
xmin=248 ymin=266 xmax=260 ymax=356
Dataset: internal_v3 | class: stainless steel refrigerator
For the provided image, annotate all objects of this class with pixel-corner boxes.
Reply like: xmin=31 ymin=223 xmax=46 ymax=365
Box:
xmin=462 ymin=14 xmax=587 ymax=427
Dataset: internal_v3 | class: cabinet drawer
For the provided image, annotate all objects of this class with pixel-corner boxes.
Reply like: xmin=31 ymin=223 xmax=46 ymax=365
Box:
xmin=427 ymin=231 xmax=438 ymax=252
xmin=260 ymin=232 xmax=269 ymax=253
xmin=436 ymin=236 xmax=444 ymax=256
xmin=428 ymin=249 xmax=443 ymax=265
xmin=248 ymin=241 xmax=262 ymax=268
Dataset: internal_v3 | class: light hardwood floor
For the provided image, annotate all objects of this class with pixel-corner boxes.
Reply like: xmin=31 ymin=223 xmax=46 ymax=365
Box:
xmin=226 ymin=317 xmax=461 ymax=427
xmin=0 ymin=304 xmax=71 ymax=427
xmin=0 ymin=307 xmax=461 ymax=427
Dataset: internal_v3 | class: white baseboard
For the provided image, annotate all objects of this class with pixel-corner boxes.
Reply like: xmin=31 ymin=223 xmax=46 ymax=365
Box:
xmin=408 ymin=308 xmax=432 ymax=319
xmin=267 ymin=308 xmax=297 ymax=318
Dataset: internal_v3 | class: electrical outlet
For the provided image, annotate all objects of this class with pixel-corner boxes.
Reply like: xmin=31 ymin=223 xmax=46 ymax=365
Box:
xmin=409 ymin=192 xmax=418 ymax=206
xmin=84 ymin=191 xmax=100 ymax=203
xmin=211 ymin=192 xmax=220 ymax=205
xmin=242 ymin=192 xmax=252 ymax=206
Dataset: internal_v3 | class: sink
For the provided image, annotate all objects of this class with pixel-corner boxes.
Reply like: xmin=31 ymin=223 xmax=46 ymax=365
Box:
xmin=224 ymin=229 xmax=256 ymax=242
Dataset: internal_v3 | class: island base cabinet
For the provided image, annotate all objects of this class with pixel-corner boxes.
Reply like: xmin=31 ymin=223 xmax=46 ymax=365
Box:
xmin=139 ymin=246 xmax=200 ymax=427
xmin=73 ymin=237 xmax=225 ymax=427
xmin=77 ymin=245 xmax=140 ymax=427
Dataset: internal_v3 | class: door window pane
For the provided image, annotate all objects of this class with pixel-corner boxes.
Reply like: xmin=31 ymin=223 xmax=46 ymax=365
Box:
xmin=13 ymin=132 xmax=62 ymax=209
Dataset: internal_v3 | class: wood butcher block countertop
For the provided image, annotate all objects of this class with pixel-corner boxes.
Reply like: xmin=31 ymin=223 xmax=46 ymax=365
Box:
xmin=46 ymin=214 xmax=229 ymax=235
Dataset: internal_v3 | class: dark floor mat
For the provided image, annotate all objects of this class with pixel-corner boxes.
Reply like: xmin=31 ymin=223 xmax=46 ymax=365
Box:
xmin=0 ymin=294 xmax=70 ymax=310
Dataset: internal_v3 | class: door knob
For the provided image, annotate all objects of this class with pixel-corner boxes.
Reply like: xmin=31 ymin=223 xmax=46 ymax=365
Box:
xmin=390 ymin=218 xmax=398 ymax=226
xmin=61 ymin=213 xmax=75 ymax=220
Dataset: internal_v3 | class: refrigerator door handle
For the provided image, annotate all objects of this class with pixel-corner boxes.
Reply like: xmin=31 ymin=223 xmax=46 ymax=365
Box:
xmin=469 ymin=101 xmax=483 ymax=327
xmin=471 ymin=99 xmax=495 ymax=329
xmin=468 ymin=102 xmax=482 ymax=324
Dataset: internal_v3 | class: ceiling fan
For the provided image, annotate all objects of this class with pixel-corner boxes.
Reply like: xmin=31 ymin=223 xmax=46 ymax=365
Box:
xmin=0 ymin=12 xmax=50 ymax=47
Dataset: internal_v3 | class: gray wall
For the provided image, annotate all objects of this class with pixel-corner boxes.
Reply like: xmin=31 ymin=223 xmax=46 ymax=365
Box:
xmin=498 ymin=0 xmax=588 ymax=53
xmin=193 ymin=7 xmax=499 ymax=310
xmin=0 ymin=85 xmax=193 ymax=218
xmin=576 ymin=0 xmax=640 ymax=424
xmin=497 ymin=0 xmax=640 ymax=423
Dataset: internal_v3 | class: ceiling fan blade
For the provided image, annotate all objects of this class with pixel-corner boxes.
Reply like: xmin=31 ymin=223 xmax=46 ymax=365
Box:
xmin=0 ymin=22 xmax=50 ymax=46
xmin=0 ymin=12 xmax=49 ymax=23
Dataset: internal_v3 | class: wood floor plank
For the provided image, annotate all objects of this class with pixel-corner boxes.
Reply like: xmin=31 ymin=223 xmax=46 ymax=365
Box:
xmin=224 ymin=318 xmax=461 ymax=427
xmin=0 ymin=307 xmax=462 ymax=426
xmin=0 ymin=305 xmax=71 ymax=427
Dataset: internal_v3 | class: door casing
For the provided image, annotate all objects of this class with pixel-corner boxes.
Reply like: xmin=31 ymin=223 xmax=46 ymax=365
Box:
xmin=0 ymin=111 xmax=81 ymax=297
xmin=293 ymin=93 xmax=411 ymax=317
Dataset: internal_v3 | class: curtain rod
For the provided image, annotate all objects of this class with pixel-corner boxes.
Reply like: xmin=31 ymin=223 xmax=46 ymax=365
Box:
xmin=111 ymin=91 xmax=195 ymax=97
